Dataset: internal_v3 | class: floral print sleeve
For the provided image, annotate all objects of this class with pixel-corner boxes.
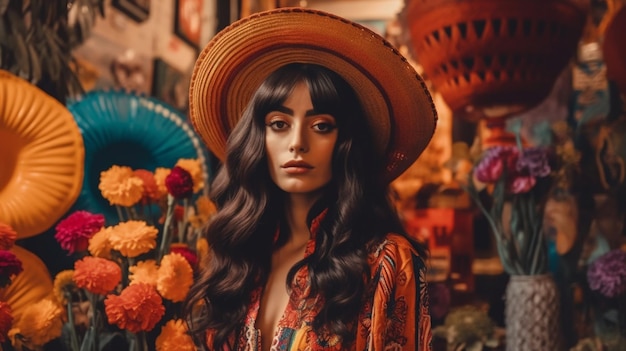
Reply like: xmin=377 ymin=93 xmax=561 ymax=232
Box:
xmin=357 ymin=233 xmax=432 ymax=351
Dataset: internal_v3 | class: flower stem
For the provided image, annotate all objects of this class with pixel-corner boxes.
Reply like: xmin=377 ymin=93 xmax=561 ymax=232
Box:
xmin=158 ymin=195 xmax=176 ymax=264
xmin=65 ymin=292 xmax=80 ymax=351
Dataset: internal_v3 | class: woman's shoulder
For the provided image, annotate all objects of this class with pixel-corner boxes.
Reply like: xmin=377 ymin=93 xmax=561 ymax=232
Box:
xmin=367 ymin=233 xmax=426 ymax=274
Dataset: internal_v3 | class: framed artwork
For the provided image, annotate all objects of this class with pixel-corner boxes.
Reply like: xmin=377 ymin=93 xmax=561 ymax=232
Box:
xmin=151 ymin=58 xmax=191 ymax=113
xmin=112 ymin=0 xmax=151 ymax=23
xmin=174 ymin=0 xmax=203 ymax=48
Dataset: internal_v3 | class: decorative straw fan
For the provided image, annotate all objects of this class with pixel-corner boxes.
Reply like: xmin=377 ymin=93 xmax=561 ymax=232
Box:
xmin=0 ymin=70 xmax=85 ymax=238
xmin=67 ymin=90 xmax=212 ymax=224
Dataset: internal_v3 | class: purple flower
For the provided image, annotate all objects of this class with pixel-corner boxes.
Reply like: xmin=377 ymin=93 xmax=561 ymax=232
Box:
xmin=474 ymin=146 xmax=518 ymax=183
xmin=587 ymin=249 xmax=626 ymax=298
xmin=516 ymin=147 xmax=551 ymax=178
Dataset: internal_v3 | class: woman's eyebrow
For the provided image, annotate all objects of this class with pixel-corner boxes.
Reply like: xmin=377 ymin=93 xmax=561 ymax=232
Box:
xmin=274 ymin=105 xmax=319 ymax=117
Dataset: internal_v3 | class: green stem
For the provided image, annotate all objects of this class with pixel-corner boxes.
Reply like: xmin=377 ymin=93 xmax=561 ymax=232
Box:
xmin=158 ymin=195 xmax=176 ymax=264
xmin=65 ymin=292 xmax=80 ymax=351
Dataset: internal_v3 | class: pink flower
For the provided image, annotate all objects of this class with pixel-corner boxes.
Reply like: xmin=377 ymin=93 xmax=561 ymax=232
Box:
xmin=508 ymin=175 xmax=536 ymax=194
xmin=0 ymin=251 xmax=23 ymax=288
xmin=474 ymin=146 xmax=518 ymax=183
xmin=55 ymin=211 xmax=105 ymax=254
xmin=165 ymin=166 xmax=194 ymax=199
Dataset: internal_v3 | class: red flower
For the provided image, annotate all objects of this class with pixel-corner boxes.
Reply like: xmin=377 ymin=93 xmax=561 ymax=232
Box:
xmin=55 ymin=211 xmax=105 ymax=254
xmin=0 ymin=301 xmax=13 ymax=342
xmin=165 ymin=166 xmax=194 ymax=199
xmin=170 ymin=244 xmax=198 ymax=269
xmin=0 ymin=250 xmax=23 ymax=288
xmin=104 ymin=283 xmax=165 ymax=333
xmin=474 ymin=146 xmax=519 ymax=183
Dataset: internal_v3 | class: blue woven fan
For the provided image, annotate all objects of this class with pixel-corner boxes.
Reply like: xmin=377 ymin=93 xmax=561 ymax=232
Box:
xmin=67 ymin=90 xmax=213 ymax=224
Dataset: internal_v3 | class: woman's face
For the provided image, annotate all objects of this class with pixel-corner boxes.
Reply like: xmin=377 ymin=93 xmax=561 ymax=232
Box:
xmin=265 ymin=82 xmax=338 ymax=195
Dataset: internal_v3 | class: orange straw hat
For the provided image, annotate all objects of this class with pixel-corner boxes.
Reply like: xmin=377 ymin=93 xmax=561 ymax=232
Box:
xmin=189 ymin=7 xmax=437 ymax=182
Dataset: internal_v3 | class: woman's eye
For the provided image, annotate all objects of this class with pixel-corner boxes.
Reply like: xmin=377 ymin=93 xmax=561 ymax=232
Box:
xmin=313 ymin=122 xmax=336 ymax=133
xmin=268 ymin=120 xmax=288 ymax=130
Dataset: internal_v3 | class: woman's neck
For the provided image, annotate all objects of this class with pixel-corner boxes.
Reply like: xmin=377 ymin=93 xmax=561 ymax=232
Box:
xmin=283 ymin=192 xmax=322 ymax=244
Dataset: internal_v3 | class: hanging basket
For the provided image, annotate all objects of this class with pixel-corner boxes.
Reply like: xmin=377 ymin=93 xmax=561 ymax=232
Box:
xmin=404 ymin=0 xmax=588 ymax=117
xmin=505 ymin=274 xmax=563 ymax=350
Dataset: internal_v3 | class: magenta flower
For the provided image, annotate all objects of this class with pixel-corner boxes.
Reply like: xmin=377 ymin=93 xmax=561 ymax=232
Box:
xmin=516 ymin=147 xmax=551 ymax=178
xmin=0 ymin=251 xmax=23 ymax=288
xmin=587 ymin=249 xmax=626 ymax=299
xmin=474 ymin=146 xmax=518 ymax=183
xmin=55 ymin=211 xmax=105 ymax=254
xmin=170 ymin=245 xmax=198 ymax=269
xmin=165 ymin=166 xmax=194 ymax=199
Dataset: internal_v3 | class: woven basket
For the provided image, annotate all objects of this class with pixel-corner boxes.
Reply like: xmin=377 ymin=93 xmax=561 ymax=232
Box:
xmin=505 ymin=274 xmax=563 ymax=351
xmin=404 ymin=0 xmax=588 ymax=116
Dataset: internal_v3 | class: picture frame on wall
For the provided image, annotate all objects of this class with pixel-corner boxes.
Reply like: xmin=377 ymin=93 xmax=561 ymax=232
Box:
xmin=112 ymin=0 xmax=151 ymax=23
xmin=151 ymin=58 xmax=191 ymax=113
xmin=174 ymin=0 xmax=203 ymax=49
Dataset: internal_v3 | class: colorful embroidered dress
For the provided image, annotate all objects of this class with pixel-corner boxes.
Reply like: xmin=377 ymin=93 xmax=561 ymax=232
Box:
xmin=206 ymin=211 xmax=432 ymax=350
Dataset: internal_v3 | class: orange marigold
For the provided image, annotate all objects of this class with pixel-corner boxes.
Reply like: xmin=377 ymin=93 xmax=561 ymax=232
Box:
xmin=129 ymin=259 xmax=159 ymax=287
xmin=88 ymin=226 xmax=114 ymax=259
xmin=155 ymin=319 xmax=196 ymax=351
xmin=153 ymin=167 xmax=171 ymax=199
xmin=104 ymin=283 xmax=165 ymax=333
xmin=134 ymin=169 xmax=161 ymax=203
xmin=108 ymin=220 xmax=157 ymax=258
xmin=157 ymin=253 xmax=193 ymax=302
xmin=73 ymin=256 xmax=121 ymax=295
xmin=13 ymin=298 xmax=64 ymax=346
xmin=99 ymin=165 xmax=144 ymax=207
xmin=188 ymin=196 xmax=217 ymax=229
xmin=53 ymin=270 xmax=75 ymax=305
xmin=175 ymin=158 xmax=204 ymax=193
xmin=0 ymin=301 xmax=13 ymax=343
xmin=0 ymin=222 xmax=17 ymax=250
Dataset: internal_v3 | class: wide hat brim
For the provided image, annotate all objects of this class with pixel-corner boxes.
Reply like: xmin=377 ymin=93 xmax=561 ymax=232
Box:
xmin=189 ymin=7 xmax=437 ymax=182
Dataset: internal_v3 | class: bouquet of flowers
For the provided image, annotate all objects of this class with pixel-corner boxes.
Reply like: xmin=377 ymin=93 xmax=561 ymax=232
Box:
xmin=44 ymin=158 xmax=214 ymax=351
xmin=465 ymin=142 xmax=553 ymax=276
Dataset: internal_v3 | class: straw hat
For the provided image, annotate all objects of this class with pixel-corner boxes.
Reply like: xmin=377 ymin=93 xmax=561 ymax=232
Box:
xmin=189 ymin=7 xmax=437 ymax=182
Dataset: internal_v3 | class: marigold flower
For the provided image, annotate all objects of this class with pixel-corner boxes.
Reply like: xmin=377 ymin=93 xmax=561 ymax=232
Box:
xmin=189 ymin=197 xmax=217 ymax=229
xmin=54 ymin=211 xmax=105 ymax=254
xmin=155 ymin=319 xmax=196 ymax=351
xmin=129 ymin=259 xmax=159 ymax=287
xmin=104 ymin=283 xmax=165 ymax=333
xmin=99 ymin=165 xmax=144 ymax=207
xmin=157 ymin=253 xmax=193 ymax=302
xmin=108 ymin=220 xmax=158 ymax=258
xmin=175 ymin=158 xmax=204 ymax=193
xmin=134 ymin=169 xmax=161 ymax=203
xmin=0 ymin=301 xmax=13 ymax=343
xmin=0 ymin=250 xmax=23 ymax=288
xmin=0 ymin=222 xmax=17 ymax=250
xmin=170 ymin=244 xmax=198 ymax=269
xmin=53 ymin=270 xmax=75 ymax=305
xmin=154 ymin=167 xmax=171 ymax=198
xmin=196 ymin=238 xmax=210 ymax=265
xmin=165 ymin=166 xmax=194 ymax=199
xmin=13 ymin=298 xmax=64 ymax=346
xmin=88 ymin=226 xmax=114 ymax=259
xmin=73 ymin=256 xmax=121 ymax=295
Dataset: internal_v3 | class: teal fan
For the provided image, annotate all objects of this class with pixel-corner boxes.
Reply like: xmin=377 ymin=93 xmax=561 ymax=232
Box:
xmin=67 ymin=90 xmax=212 ymax=224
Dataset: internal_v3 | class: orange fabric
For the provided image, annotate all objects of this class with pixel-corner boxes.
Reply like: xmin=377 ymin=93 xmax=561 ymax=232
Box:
xmin=205 ymin=212 xmax=432 ymax=350
xmin=0 ymin=246 xmax=53 ymax=322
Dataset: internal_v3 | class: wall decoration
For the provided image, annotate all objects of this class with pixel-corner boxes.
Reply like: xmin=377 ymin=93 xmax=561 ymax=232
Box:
xmin=151 ymin=58 xmax=191 ymax=113
xmin=73 ymin=34 xmax=153 ymax=95
xmin=174 ymin=0 xmax=203 ymax=48
xmin=112 ymin=0 xmax=151 ymax=23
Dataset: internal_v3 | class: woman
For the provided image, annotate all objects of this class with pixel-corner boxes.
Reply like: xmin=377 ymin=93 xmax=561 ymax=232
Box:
xmin=184 ymin=8 xmax=437 ymax=351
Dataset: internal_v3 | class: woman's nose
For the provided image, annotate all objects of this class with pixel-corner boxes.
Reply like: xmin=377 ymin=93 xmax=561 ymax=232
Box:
xmin=289 ymin=126 xmax=308 ymax=153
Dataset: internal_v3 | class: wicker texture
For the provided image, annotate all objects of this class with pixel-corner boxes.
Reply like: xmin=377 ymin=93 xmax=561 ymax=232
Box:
xmin=405 ymin=0 xmax=587 ymax=115
xmin=505 ymin=274 xmax=563 ymax=351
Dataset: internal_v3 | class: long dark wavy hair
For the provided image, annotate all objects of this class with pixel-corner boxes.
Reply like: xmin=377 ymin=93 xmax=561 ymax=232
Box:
xmin=184 ymin=63 xmax=426 ymax=350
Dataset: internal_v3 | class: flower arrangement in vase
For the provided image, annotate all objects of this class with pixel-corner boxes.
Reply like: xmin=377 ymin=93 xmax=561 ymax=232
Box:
xmin=23 ymin=158 xmax=216 ymax=351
